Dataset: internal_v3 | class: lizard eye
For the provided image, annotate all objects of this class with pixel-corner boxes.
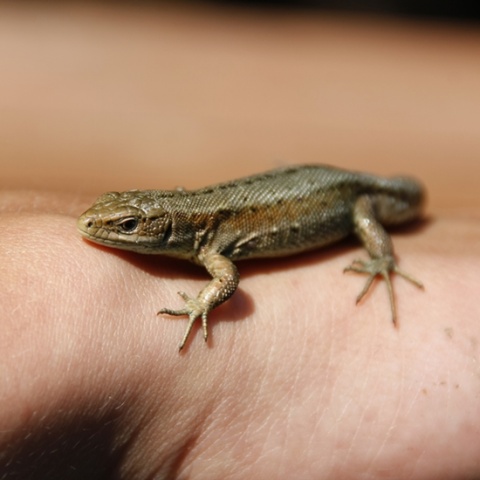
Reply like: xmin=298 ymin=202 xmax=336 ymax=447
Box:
xmin=117 ymin=217 xmax=138 ymax=233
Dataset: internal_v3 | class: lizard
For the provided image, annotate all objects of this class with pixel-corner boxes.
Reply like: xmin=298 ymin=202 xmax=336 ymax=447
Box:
xmin=77 ymin=164 xmax=425 ymax=350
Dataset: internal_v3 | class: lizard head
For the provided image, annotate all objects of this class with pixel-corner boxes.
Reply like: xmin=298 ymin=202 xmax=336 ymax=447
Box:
xmin=77 ymin=190 xmax=173 ymax=254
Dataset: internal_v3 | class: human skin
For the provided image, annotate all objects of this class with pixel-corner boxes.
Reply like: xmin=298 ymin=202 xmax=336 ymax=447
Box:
xmin=2 ymin=2 xmax=480 ymax=478
xmin=0 ymin=190 xmax=479 ymax=479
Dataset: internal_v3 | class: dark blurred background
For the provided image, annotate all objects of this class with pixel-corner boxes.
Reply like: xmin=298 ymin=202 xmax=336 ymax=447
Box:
xmin=225 ymin=0 xmax=477 ymax=21
xmin=105 ymin=0 xmax=480 ymax=21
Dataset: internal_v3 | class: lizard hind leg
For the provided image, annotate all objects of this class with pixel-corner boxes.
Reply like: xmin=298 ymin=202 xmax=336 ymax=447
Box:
xmin=344 ymin=256 xmax=423 ymax=325
xmin=347 ymin=194 xmax=424 ymax=326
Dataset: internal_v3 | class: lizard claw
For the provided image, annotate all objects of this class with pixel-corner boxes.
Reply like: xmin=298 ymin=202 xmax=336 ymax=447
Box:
xmin=344 ymin=256 xmax=423 ymax=325
xmin=158 ymin=291 xmax=210 ymax=351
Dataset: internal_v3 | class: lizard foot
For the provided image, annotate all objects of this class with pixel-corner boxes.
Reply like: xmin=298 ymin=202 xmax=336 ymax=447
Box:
xmin=158 ymin=291 xmax=209 ymax=351
xmin=344 ymin=256 xmax=423 ymax=324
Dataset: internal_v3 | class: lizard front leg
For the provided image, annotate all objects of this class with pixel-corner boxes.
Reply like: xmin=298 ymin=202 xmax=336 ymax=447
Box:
xmin=345 ymin=195 xmax=423 ymax=324
xmin=158 ymin=252 xmax=239 ymax=350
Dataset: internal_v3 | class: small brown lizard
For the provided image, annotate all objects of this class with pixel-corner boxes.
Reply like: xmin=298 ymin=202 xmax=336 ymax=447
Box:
xmin=77 ymin=165 xmax=424 ymax=350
